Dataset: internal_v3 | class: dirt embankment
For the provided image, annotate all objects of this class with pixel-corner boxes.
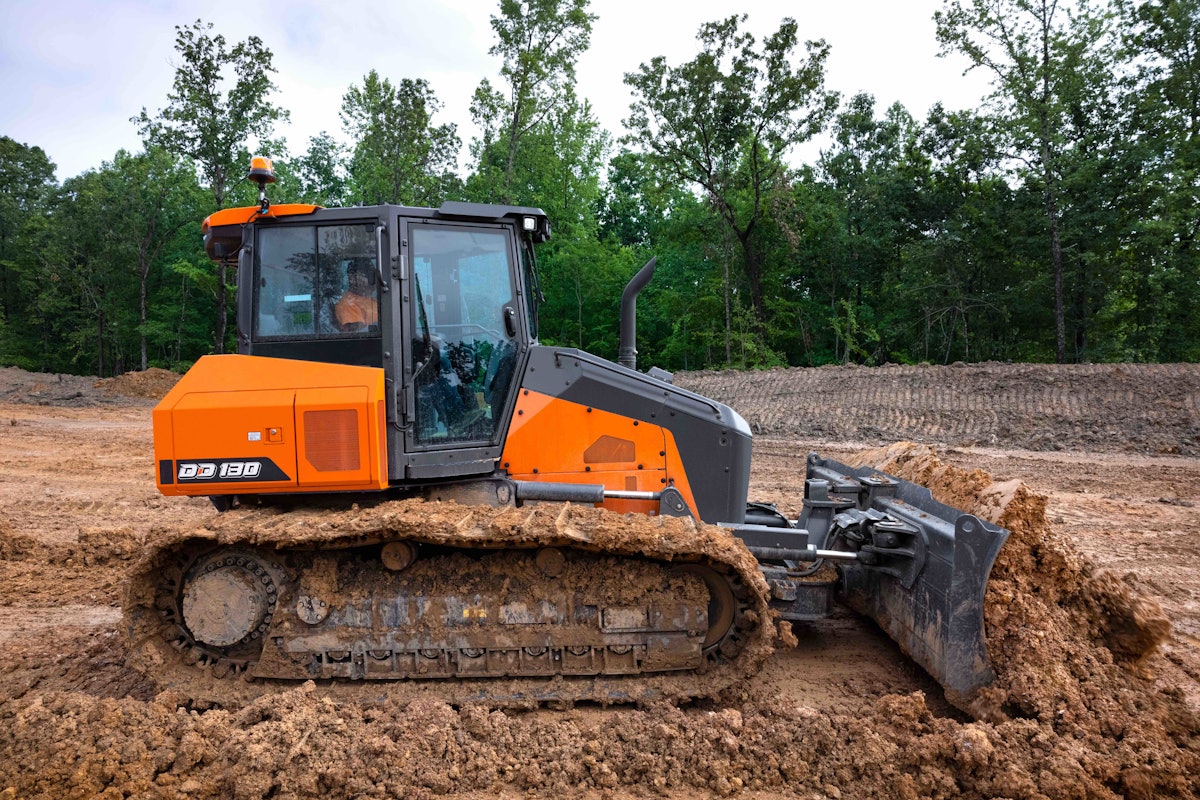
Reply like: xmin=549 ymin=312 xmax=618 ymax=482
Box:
xmin=678 ymin=361 xmax=1200 ymax=456
xmin=0 ymin=363 xmax=1197 ymax=799
xmin=0 ymin=365 xmax=179 ymax=407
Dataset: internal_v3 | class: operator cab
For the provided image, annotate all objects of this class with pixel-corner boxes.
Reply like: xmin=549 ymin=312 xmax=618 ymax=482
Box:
xmin=203 ymin=159 xmax=550 ymax=483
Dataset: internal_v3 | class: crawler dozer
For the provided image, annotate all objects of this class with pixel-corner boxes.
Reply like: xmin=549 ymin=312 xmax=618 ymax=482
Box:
xmin=126 ymin=158 xmax=1008 ymax=705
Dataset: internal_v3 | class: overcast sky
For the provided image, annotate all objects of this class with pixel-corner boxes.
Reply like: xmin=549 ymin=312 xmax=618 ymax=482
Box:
xmin=0 ymin=0 xmax=994 ymax=182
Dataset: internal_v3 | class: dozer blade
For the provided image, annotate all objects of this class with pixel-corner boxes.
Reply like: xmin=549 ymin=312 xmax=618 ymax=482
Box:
xmin=799 ymin=455 xmax=1008 ymax=700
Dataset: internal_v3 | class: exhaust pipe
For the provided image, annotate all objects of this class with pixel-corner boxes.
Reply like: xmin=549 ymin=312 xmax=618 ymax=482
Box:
xmin=618 ymin=257 xmax=656 ymax=371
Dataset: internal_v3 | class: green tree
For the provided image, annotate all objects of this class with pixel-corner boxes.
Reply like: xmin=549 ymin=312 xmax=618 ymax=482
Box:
xmin=106 ymin=148 xmax=205 ymax=371
xmin=49 ymin=149 xmax=206 ymax=375
xmin=907 ymin=104 xmax=1017 ymax=363
xmin=1114 ymin=0 xmax=1200 ymax=360
xmin=134 ymin=19 xmax=288 ymax=353
xmin=516 ymin=94 xmax=614 ymax=355
xmin=936 ymin=0 xmax=1113 ymax=362
xmin=817 ymin=94 xmax=925 ymax=363
xmin=469 ymin=0 xmax=597 ymax=203
xmin=598 ymin=150 xmax=664 ymax=248
xmin=293 ymin=132 xmax=348 ymax=207
xmin=340 ymin=71 xmax=461 ymax=206
xmin=0 ymin=137 xmax=57 ymax=369
xmin=623 ymin=14 xmax=838 ymax=325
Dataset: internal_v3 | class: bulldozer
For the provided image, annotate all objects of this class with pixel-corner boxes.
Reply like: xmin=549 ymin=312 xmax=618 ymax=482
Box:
xmin=126 ymin=157 xmax=1008 ymax=706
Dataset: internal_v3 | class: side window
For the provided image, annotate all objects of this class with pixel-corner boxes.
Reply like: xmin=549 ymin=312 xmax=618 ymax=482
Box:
xmin=410 ymin=226 xmax=518 ymax=446
xmin=256 ymin=227 xmax=316 ymax=337
xmin=255 ymin=224 xmax=378 ymax=339
xmin=519 ymin=241 xmax=540 ymax=341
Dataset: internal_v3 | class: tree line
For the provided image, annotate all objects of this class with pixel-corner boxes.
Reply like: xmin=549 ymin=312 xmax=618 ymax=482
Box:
xmin=1 ymin=0 xmax=1196 ymax=377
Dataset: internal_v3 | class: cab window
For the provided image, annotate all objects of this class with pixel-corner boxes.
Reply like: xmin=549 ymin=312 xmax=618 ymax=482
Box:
xmin=255 ymin=224 xmax=378 ymax=339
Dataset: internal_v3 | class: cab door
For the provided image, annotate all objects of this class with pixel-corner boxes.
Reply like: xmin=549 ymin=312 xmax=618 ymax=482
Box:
xmin=393 ymin=217 xmax=528 ymax=479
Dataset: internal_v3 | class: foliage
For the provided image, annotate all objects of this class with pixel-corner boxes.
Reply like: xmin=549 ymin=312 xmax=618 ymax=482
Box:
xmin=3 ymin=3 xmax=1200 ymax=377
xmin=936 ymin=0 xmax=1118 ymax=362
xmin=292 ymin=132 xmax=349 ymax=207
xmin=623 ymin=15 xmax=838 ymax=327
xmin=340 ymin=71 xmax=462 ymax=206
xmin=133 ymin=19 xmax=288 ymax=354
xmin=0 ymin=137 xmax=58 ymax=370
xmin=468 ymin=0 xmax=597 ymax=203
xmin=133 ymin=19 xmax=287 ymax=210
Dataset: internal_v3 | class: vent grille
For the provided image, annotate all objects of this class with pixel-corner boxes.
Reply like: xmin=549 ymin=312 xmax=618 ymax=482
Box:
xmin=303 ymin=409 xmax=361 ymax=472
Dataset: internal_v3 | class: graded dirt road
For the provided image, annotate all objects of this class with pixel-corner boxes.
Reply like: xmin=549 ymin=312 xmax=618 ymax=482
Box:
xmin=0 ymin=362 xmax=1197 ymax=799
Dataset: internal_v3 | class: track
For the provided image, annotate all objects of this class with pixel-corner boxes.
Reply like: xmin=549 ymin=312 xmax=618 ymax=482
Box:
xmin=125 ymin=500 xmax=772 ymax=706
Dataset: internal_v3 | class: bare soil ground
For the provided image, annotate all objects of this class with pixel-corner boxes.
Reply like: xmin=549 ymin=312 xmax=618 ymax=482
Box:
xmin=1 ymin=361 xmax=1198 ymax=799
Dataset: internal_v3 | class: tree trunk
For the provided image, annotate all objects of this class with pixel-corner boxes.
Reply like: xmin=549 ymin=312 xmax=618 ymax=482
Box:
xmin=1040 ymin=130 xmax=1066 ymax=364
xmin=139 ymin=237 xmax=151 ymax=372
xmin=738 ymin=232 xmax=766 ymax=325
xmin=97 ymin=309 xmax=105 ymax=378
xmin=140 ymin=272 xmax=148 ymax=372
xmin=720 ymin=229 xmax=733 ymax=367
xmin=1035 ymin=4 xmax=1067 ymax=365
xmin=502 ymin=104 xmax=524 ymax=204
xmin=175 ymin=277 xmax=189 ymax=366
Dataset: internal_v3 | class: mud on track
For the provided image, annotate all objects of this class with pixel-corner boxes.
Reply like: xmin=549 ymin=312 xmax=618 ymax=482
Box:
xmin=1 ymin=363 xmax=1198 ymax=799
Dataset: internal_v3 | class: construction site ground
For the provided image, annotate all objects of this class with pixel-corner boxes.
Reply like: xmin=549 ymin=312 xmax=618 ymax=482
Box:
xmin=0 ymin=361 xmax=1197 ymax=799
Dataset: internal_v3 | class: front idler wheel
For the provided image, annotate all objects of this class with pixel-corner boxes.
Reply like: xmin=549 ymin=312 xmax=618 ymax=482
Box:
xmin=675 ymin=564 xmax=737 ymax=654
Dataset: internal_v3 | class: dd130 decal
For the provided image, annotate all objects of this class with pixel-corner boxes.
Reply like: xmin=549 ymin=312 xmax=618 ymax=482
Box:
xmin=174 ymin=458 xmax=290 ymax=483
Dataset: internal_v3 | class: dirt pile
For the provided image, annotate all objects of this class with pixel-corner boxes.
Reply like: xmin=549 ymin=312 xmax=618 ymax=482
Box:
xmin=95 ymin=368 xmax=180 ymax=400
xmin=0 ymin=686 xmax=1026 ymax=799
xmin=0 ymin=365 xmax=178 ymax=406
xmin=0 ymin=525 xmax=145 ymax=606
xmin=850 ymin=443 xmax=1197 ymax=798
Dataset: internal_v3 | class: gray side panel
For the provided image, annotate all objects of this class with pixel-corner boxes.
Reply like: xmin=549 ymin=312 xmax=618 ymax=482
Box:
xmin=518 ymin=346 xmax=751 ymax=525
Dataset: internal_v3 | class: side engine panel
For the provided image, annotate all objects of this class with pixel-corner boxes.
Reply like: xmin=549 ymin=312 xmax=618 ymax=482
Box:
xmin=154 ymin=354 xmax=388 ymax=497
xmin=502 ymin=346 xmax=752 ymax=524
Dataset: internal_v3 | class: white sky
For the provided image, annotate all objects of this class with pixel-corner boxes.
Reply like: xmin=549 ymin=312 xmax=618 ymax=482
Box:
xmin=0 ymin=0 xmax=993 ymax=182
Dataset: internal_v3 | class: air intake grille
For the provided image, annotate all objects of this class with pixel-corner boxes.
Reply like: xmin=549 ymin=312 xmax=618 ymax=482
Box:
xmin=303 ymin=409 xmax=361 ymax=472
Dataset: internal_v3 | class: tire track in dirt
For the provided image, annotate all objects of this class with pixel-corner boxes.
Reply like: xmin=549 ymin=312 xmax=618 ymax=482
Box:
xmin=679 ymin=362 xmax=1200 ymax=456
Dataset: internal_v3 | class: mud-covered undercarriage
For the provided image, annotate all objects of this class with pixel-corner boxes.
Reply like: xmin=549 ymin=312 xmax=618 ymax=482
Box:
xmin=124 ymin=499 xmax=774 ymax=706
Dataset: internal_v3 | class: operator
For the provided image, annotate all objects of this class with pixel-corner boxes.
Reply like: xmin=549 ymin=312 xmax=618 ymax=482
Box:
xmin=334 ymin=261 xmax=378 ymax=332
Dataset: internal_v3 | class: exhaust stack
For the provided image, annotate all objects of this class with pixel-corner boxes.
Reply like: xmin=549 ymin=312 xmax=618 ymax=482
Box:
xmin=618 ymin=257 xmax=657 ymax=371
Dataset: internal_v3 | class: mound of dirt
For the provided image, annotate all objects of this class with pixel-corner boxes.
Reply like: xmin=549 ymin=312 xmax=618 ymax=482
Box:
xmin=849 ymin=443 xmax=1197 ymax=798
xmin=95 ymin=368 xmax=180 ymax=400
xmin=0 ymin=365 xmax=178 ymax=406
xmin=0 ymin=524 xmax=145 ymax=606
